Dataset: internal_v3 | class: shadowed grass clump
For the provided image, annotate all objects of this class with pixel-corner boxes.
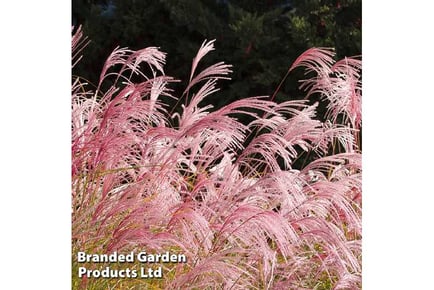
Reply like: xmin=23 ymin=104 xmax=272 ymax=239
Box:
xmin=72 ymin=26 xmax=361 ymax=289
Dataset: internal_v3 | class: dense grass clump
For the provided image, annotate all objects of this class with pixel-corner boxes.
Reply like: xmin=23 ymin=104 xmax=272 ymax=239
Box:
xmin=72 ymin=26 xmax=361 ymax=289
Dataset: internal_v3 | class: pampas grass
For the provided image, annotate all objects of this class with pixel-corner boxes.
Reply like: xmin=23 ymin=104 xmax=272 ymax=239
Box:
xmin=72 ymin=26 xmax=361 ymax=289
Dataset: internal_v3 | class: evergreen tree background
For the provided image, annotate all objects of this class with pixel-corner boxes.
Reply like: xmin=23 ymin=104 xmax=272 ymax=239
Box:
xmin=72 ymin=0 xmax=361 ymax=119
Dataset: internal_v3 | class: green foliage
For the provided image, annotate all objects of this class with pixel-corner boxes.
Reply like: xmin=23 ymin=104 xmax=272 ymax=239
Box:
xmin=72 ymin=0 xmax=361 ymax=115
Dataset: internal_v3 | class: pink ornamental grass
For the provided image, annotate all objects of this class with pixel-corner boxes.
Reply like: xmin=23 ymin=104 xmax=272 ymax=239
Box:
xmin=72 ymin=27 xmax=361 ymax=289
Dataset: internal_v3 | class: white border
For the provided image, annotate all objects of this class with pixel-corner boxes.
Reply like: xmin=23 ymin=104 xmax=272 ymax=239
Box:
xmin=363 ymin=1 xmax=434 ymax=288
xmin=1 ymin=1 xmax=70 ymax=288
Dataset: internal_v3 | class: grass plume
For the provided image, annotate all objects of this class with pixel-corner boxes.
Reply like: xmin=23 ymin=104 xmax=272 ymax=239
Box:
xmin=72 ymin=27 xmax=361 ymax=289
